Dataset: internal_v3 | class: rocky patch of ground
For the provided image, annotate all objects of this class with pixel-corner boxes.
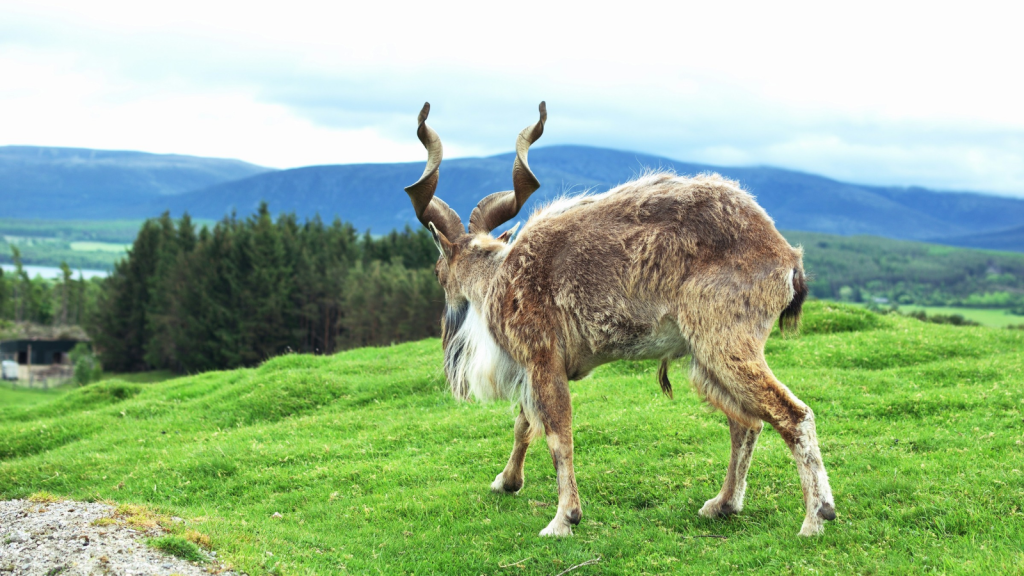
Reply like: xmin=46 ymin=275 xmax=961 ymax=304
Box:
xmin=0 ymin=499 xmax=235 ymax=576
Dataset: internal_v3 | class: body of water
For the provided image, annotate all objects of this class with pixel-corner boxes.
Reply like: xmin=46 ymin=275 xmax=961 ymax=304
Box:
xmin=1 ymin=263 xmax=109 ymax=280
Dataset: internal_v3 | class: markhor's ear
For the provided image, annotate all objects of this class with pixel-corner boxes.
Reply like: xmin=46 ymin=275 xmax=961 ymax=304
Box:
xmin=496 ymin=222 xmax=521 ymax=244
xmin=428 ymin=222 xmax=457 ymax=261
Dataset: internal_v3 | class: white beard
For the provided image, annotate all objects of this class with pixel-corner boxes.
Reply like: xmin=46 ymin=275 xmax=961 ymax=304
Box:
xmin=444 ymin=302 xmax=534 ymax=416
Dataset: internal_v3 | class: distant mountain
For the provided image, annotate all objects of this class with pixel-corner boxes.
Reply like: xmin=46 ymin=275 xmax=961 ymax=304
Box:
xmin=0 ymin=146 xmax=272 ymax=219
xmin=147 ymin=145 xmax=1024 ymax=251
xmin=4 ymin=144 xmax=1023 ymax=253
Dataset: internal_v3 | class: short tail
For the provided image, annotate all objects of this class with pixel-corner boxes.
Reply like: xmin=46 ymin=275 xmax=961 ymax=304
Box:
xmin=779 ymin=267 xmax=807 ymax=333
xmin=657 ymin=359 xmax=673 ymax=399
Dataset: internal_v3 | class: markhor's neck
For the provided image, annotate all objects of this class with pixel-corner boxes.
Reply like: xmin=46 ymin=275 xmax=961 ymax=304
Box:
xmin=463 ymin=248 xmax=510 ymax=305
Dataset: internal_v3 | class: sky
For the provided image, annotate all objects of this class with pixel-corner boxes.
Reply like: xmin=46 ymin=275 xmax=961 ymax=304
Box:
xmin=1 ymin=0 xmax=1022 ymax=196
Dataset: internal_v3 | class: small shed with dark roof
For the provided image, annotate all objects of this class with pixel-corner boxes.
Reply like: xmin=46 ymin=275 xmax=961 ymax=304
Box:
xmin=0 ymin=339 xmax=81 ymax=365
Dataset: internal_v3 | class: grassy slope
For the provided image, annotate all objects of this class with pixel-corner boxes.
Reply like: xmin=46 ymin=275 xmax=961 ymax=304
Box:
xmin=1 ymin=302 xmax=1022 ymax=575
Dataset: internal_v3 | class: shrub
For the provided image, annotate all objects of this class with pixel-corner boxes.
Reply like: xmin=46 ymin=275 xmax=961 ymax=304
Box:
xmin=798 ymin=301 xmax=880 ymax=334
xmin=69 ymin=343 xmax=102 ymax=386
xmin=902 ymin=310 xmax=980 ymax=327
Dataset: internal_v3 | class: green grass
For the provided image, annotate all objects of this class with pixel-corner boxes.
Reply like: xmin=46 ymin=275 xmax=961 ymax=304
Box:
xmin=148 ymin=534 xmax=207 ymax=563
xmin=1 ymin=301 xmax=1022 ymax=574
xmin=0 ymin=383 xmax=71 ymax=408
xmin=98 ymin=370 xmax=179 ymax=384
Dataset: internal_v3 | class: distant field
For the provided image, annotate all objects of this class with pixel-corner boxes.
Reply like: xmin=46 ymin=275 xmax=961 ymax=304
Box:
xmin=69 ymin=241 xmax=131 ymax=253
xmin=0 ymin=218 xmax=213 ymax=270
xmin=0 ymin=218 xmax=146 ymax=244
xmin=783 ymin=230 xmax=1024 ymax=308
xmin=2 ymin=301 xmax=1022 ymax=574
xmin=1 ymin=237 xmax=124 ymax=271
xmin=896 ymin=305 xmax=1024 ymax=328
xmin=849 ymin=302 xmax=1024 ymax=328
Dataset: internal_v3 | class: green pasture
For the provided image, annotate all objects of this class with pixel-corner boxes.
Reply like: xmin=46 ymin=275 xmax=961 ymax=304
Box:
xmin=1 ymin=235 xmax=125 ymax=271
xmin=0 ymin=218 xmax=145 ymax=244
xmin=1 ymin=302 xmax=1022 ymax=574
xmin=887 ymin=304 xmax=1024 ymax=328
xmin=0 ymin=218 xmax=201 ymax=270
xmin=69 ymin=241 xmax=132 ymax=253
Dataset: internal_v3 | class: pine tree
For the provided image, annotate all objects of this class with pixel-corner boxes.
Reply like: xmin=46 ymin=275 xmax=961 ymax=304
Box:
xmin=0 ymin=268 xmax=7 ymax=320
xmin=58 ymin=262 xmax=72 ymax=326
xmin=144 ymin=212 xmax=196 ymax=370
xmin=10 ymin=246 xmax=26 ymax=322
xmin=72 ymin=272 xmax=86 ymax=326
xmin=89 ymin=220 xmax=162 ymax=371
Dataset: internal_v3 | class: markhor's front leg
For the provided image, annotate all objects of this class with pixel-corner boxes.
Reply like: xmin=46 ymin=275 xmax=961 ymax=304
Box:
xmin=492 ymin=406 xmax=537 ymax=494
xmin=532 ymin=362 xmax=581 ymax=537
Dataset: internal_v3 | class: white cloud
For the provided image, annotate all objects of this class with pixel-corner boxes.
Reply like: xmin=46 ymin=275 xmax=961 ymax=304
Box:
xmin=0 ymin=0 xmax=1022 ymax=195
xmin=0 ymin=50 xmax=473 ymax=167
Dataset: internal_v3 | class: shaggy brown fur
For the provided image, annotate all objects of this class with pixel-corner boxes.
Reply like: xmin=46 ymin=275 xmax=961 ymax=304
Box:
xmin=404 ymin=103 xmax=836 ymax=538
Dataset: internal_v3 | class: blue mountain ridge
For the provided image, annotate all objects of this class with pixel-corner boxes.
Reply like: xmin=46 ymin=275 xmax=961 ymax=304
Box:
xmin=0 ymin=146 xmax=271 ymax=219
xmin=2 ymin=144 xmax=1021 ymax=252
xmin=141 ymin=145 xmax=1024 ymax=250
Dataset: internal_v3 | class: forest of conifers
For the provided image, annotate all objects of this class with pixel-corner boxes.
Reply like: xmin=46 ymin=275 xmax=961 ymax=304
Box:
xmin=86 ymin=204 xmax=443 ymax=373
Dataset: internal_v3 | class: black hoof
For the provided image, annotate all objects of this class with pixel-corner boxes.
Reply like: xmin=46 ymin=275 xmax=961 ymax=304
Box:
xmin=502 ymin=479 xmax=523 ymax=493
xmin=566 ymin=508 xmax=582 ymax=526
xmin=818 ymin=503 xmax=836 ymax=521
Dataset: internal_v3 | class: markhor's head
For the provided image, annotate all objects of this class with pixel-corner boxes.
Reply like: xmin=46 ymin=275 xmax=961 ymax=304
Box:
xmin=401 ymin=102 xmax=546 ymax=365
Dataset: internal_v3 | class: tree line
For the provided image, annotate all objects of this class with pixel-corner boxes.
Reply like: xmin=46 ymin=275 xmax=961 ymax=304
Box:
xmin=87 ymin=204 xmax=445 ymax=373
xmin=0 ymin=247 xmax=100 ymax=328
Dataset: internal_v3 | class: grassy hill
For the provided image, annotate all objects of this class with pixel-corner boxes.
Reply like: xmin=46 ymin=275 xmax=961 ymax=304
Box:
xmin=2 ymin=302 xmax=1022 ymax=574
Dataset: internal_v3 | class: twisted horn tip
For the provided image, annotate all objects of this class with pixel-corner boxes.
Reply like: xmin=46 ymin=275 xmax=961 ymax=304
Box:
xmin=539 ymin=101 xmax=547 ymax=121
xmin=418 ymin=102 xmax=431 ymax=124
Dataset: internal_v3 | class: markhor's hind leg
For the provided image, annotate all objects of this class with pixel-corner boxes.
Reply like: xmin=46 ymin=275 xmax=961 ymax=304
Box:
xmin=708 ymin=354 xmax=836 ymax=537
xmin=699 ymin=416 xmax=763 ymax=518
xmin=492 ymin=406 xmax=538 ymax=494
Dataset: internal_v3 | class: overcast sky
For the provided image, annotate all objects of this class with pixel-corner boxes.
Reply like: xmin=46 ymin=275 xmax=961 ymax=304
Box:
xmin=2 ymin=0 xmax=1022 ymax=196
